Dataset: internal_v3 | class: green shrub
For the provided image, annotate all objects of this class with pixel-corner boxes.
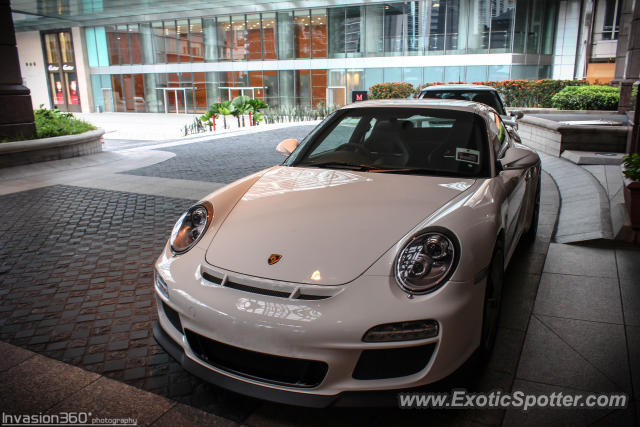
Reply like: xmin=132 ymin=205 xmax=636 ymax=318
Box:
xmin=551 ymin=85 xmax=619 ymax=110
xmin=34 ymin=107 xmax=96 ymax=139
xmin=369 ymin=82 xmax=416 ymax=99
xmin=623 ymin=153 xmax=640 ymax=181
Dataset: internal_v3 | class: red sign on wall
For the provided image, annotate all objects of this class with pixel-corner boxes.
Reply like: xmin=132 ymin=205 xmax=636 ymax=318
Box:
xmin=352 ymin=91 xmax=368 ymax=103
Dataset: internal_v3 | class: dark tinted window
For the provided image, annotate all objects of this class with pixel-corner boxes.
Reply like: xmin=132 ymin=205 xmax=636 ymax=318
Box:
xmin=287 ymin=108 xmax=490 ymax=178
xmin=419 ymin=90 xmax=506 ymax=115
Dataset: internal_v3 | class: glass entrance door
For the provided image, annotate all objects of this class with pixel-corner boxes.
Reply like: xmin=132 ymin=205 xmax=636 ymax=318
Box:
xmin=43 ymin=31 xmax=81 ymax=112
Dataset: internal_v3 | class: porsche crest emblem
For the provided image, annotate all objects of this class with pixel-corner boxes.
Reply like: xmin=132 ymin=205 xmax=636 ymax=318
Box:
xmin=268 ymin=254 xmax=282 ymax=265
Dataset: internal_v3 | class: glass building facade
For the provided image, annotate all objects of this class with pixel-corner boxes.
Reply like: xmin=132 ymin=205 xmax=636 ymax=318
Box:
xmin=80 ymin=0 xmax=558 ymax=113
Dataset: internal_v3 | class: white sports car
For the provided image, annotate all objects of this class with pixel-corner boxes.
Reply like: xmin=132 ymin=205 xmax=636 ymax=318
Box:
xmin=153 ymin=99 xmax=541 ymax=406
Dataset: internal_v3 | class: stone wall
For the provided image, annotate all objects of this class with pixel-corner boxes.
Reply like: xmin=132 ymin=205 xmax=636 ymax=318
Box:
xmin=0 ymin=129 xmax=104 ymax=168
xmin=518 ymin=116 xmax=629 ymax=156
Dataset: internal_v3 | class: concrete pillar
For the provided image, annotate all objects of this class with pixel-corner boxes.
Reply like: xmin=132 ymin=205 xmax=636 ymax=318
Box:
xmin=71 ymin=27 xmax=92 ymax=113
xmin=457 ymin=0 xmax=470 ymax=52
xmin=203 ymin=18 xmax=219 ymax=106
xmin=140 ymin=23 xmax=159 ymax=112
xmin=0 ymin=0 xmax=35 ymax=139
xmin=279 ymin=70 xmax=294 ymax=107
xmin=278 ymin=12 xmax=294 ymax=59
xmin=614 ymin=0 xmax=639 ymax=112
xmin=365 ymin=5 xmax=382 ymax=55
xmin=16 ymin=31 xmax=48 ymax=109
xmin=610 ymin=0 xmax=640 ymax=153
xmin=467 ymin=0 xmax=483 ymax=51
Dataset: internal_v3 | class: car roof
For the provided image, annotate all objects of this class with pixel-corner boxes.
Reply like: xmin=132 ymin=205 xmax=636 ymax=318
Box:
xmin=420 ymin=84 xmax=497 ymax=92
xmin=341 ymin=98 xmax=488 ymax=114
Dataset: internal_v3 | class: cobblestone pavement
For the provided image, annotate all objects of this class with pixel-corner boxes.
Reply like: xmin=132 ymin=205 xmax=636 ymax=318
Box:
xmin=124 ymin=125 xmax=316 ymax=184
xmin=0 ymin=185 xmax=262 ymax=421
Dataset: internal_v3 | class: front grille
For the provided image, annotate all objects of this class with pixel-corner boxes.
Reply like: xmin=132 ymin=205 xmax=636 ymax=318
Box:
xmin=202 ymin=272 xmax=223 ymax=285
xmin=162 ymin=301 xmax=182 ymax=333
xmin=201 ymin=271 xmax=331 ymax=300
xmin=297 ymin=293 xmax=328 ymax=300
xmin=353 ymin=343 xmax=436 ymax=380
xmin=185 ymin=329 xmax=328 ymax=388
xmin=225 ymin=279 xmax=291 ymax=298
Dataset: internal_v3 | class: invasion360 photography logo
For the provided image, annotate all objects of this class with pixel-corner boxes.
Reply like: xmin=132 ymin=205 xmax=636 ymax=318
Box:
xmin=1 ymin=412 xmax=137 ymax=426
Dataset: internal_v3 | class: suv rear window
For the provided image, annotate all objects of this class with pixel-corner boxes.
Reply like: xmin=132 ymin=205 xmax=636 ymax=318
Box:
xmin=419 ymin=90 xmax=506 ymax=115
xmin=287 ymin=107 xmax=491 ymax=178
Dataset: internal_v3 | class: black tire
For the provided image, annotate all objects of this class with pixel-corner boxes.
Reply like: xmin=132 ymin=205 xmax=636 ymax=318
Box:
xmin=522 ymin=172 xmax=541 ymax=243
xmin=478 ymin=241 xmax=504 ymax=363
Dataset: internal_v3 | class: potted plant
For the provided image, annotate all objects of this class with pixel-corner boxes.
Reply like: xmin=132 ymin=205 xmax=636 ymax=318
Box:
xmin=218 ymin=101 xmax=235 ymax=129
xmin=623 ymin=153 xmax=640 ymax=228
xmin=200 ymin=103 xmax=220 ymax=131
xmin=248 ymin=98 xmax=269 ymax=125
xmin=231 ymin=95 xmax=251 ymax=127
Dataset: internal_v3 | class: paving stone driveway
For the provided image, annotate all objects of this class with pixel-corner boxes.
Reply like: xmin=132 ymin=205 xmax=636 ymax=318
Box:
xmin=0 ymin=185 xmax=260 ymax=420
xmin=124 ymin=126 xmax=316 ymax=184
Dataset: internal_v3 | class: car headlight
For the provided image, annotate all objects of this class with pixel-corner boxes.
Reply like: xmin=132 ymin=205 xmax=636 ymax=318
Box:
xmin=170 ymin=202 xmax=213 ymax=254
xmin=394 ymin=230 xmax=458 ymax=295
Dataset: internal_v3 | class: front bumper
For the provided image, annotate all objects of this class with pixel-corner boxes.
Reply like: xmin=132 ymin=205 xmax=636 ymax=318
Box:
xmin=153 ymin=246 xmax=485 ymax=406
xmin=153 ymin=321 xmax=340 ymax=407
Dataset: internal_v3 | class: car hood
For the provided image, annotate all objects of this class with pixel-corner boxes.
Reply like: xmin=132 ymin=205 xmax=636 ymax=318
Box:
xmin=205 ymin=166 xmax=475 ymax=285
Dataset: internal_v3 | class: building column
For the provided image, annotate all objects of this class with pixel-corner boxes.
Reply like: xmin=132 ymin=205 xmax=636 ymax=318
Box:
xmin=0 ymin=0 xmax=35 ymax=139
xmin=614 ymin=0 xmax=640 ymax=112
xmin=611 ymin=0 xmax=639 ymax=153
xmin=140 ymin=23 xmax=159 ymax=112
xmin=622 ymin=0 xmax=640 ymax=153
xmin=457 ymin=0 xmax=470 ymax=52
xmin=203 ymin=18 xmax=219 ymax=106
xmin=277 ymin=12 xmax=294 ymax=59
xmin=72 ymin=27 xmax=93 ymax=113
xmin=278 ymin=70 xmax=294 ymax=107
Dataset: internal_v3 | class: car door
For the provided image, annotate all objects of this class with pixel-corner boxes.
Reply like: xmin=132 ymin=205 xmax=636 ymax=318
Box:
xmin=488 ymin=112 xmax=528 ymax=256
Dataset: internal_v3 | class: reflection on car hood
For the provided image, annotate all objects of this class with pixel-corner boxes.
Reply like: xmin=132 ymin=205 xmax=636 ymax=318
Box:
xmin=205 ymin=166 xmax=475 ymax=285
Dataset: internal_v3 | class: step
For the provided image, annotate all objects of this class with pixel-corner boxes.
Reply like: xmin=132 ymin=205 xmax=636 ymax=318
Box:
xmin=539 ymin=153 xmax=613 ymax=243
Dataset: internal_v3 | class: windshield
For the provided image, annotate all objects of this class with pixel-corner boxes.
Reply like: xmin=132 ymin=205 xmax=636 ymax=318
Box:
xmin=287 ymin=108 xmax=490 ymax=178
xmin=419 ymin=90 xmax=506 ymax=115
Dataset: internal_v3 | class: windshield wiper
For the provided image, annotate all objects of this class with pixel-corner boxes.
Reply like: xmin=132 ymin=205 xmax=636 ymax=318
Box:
xmin=299 ymin=161 xmax=374 ymax=171
xmin=371 ymin=168 xmax=461 ymax=177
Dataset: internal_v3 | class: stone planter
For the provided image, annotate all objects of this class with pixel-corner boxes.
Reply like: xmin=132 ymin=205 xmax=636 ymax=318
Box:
xmin=517 ymin=114 xmax=629 ymax=157
xmin=623 ymin=176 xmax=640 ymax=228
xmin=0 ymin=129 xmax=104 ymax=168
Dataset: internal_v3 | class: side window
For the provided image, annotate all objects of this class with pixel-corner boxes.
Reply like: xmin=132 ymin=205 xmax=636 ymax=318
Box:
xmin=486 ymin=112 xmax=500 ymax=157
xmin=497 ymin=117 xmax=506 ymax=146
xmin=496 ymin=92 xmax=507 ymax=115
xmin=486 ymin=112 xmax=509 ymax=158
xmin=496 ymin=116 xmax=511 ymax=158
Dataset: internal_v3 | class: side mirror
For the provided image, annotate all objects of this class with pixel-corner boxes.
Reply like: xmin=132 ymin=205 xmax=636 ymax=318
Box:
xmin=276 ymin=138 xmax=299 ymax=157
xmin=507 ymin=127 xmax=521 ymax=143
xmin=510 ymin=110 xmax=524 ymax=120
xmin=500 ymin=147 xmax=539 ymax=171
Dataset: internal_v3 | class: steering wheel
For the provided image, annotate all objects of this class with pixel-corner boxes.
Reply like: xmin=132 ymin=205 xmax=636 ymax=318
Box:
xmin=386 ymin=139 xmax=410 ymax=166
xmin=336 ymin=143 xmax=371 ymax=157
xmin=368 ymin=139 xmax=411 ymax=166
xmin=427 ymin=143 xmax=453 ymax=165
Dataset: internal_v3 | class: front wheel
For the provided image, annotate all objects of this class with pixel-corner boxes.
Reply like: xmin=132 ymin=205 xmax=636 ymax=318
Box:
xmin=478 ymin=241 xmax=504 ymax=363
